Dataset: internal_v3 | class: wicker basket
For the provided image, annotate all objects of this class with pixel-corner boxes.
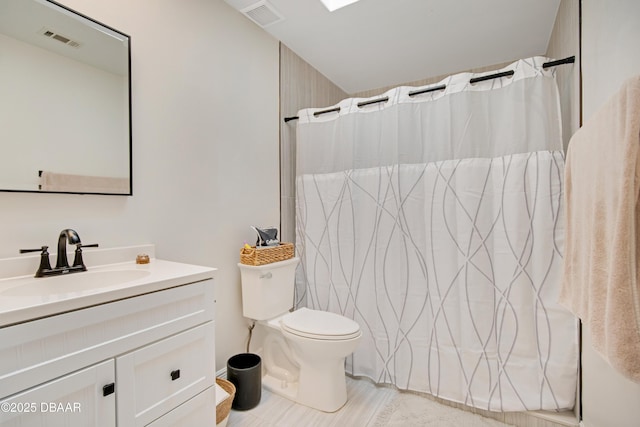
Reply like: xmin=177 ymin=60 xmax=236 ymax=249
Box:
xmin=216 ymin=378 xmax=235 ymax=425
xmin=240 ymin=242 xmax=294 ymax=266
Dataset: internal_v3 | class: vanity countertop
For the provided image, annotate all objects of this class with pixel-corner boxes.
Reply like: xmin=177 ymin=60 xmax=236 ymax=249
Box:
xmin=0 ymin=258 xmax=216 ymax=328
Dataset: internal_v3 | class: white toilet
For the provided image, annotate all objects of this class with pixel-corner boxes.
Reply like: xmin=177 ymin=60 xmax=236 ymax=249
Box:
xmin=238 ymin=257 xmax=361 ymax=412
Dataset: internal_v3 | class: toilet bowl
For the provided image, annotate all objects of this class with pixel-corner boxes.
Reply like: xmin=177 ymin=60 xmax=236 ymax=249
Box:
xmin=278 ymin=308 xmax=361 ymax=411
xmin=238 ymin=258 xmax=362 ymax=412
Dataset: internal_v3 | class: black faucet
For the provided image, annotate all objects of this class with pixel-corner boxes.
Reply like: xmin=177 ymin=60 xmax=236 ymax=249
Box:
xmin=56 ymin=229 xmax=81 ymax=270
xmin=20 ymin=229 xmax=99 ymax=277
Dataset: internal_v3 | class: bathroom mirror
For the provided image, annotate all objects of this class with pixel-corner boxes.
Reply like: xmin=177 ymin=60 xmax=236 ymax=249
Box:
xmin=0 ymin=0 xmax=131 ymax=195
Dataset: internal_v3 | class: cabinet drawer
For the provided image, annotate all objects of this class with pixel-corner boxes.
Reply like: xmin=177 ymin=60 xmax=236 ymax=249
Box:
xmin=117 ymin=322 xmax=215 ymax=426
xmin=145 ymin=386 xmax=215 ymax=427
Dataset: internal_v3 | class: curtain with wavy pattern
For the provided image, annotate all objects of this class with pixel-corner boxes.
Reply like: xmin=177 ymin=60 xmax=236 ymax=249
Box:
xmin=294 ymin=57 xmax=578 ymax=412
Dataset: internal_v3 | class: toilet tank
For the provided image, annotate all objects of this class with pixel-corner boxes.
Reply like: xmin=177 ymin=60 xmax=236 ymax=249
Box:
xmin=237 ymin=257 xmax=300 ymax=320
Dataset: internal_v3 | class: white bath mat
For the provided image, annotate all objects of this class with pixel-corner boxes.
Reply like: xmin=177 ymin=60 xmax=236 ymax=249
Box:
xmin=373 ymin=392 xmax=514 ymax=427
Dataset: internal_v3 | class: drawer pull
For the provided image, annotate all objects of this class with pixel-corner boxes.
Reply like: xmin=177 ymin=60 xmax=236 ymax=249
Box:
xmin=103 ymin=383 xmax=115 ymax=396
xmin=170 ymin=369 xmax=181 ymax=381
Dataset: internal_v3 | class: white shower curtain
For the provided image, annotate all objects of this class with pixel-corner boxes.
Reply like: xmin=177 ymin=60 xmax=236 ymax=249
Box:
xmin=294 ymin=57 xmax=578 ymax=412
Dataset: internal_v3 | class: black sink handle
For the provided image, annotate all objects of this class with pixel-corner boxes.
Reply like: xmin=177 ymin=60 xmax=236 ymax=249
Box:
xmin=19 ymin=246 xmax=49 ymax=254
xmin=19 ymin=246 xmax=52 ymax=277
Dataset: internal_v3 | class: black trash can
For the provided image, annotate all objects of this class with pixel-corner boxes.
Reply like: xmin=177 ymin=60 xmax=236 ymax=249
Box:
xmin=227 ymin=353 xmax=262 ymax=410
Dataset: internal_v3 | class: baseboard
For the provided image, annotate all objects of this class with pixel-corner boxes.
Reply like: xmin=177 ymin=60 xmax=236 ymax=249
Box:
xmin=216 ymin=367 xmax=227 ymax=378
xmin=527 ymin=410 xmax=579 ymax=427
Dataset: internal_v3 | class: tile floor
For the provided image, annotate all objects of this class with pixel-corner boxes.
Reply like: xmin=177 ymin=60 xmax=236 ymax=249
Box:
xmin=225 ymin=376 xmax=578 ymax=427
xmin=226 ymin=376 xmax=396 ymax=426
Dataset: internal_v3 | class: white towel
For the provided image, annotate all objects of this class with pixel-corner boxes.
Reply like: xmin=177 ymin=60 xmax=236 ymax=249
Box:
xmin=39 ymin=171 xmax=129 ymax=194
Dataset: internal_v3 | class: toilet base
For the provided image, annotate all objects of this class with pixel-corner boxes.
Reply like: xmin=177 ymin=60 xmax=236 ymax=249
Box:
xmin=262 ymin=372 xmax=299 ymax=402
xmin=262 ymin=369 xmax=348 ymax=413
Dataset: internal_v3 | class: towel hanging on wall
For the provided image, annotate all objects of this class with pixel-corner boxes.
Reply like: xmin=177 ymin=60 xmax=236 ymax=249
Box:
xmin=559 ymin=75 xmax=640 ymax=383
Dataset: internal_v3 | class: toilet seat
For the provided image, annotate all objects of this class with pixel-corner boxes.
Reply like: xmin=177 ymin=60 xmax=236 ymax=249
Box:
xmin=281 ymin=307 xmax=361 ymax=340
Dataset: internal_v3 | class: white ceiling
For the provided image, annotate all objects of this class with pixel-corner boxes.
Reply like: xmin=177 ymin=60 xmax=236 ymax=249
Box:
xmin=224 ymin=0 xmax=561 ymax=94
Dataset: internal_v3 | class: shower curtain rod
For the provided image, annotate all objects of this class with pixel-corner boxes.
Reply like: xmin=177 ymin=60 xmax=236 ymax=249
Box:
xmin=283 ymin=55 xmax=575 ymax=123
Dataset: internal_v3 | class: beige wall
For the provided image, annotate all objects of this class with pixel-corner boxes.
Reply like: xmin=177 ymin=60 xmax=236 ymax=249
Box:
xmin=546 ymin=0 xmax=581 ymax=151
xmin=580 ymin=1 xmax=640 ymax=426
xmin=544 ymin=1 xmax=582 ymax=422
xmin=0 ymin=0 xmax=280 ymax=371
xmin=279 ymin=44 xmax=347 ymax=243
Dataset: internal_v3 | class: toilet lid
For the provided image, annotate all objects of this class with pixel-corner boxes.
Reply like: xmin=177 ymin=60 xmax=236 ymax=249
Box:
xmin=281 ymin=308 xmax=361 ymax=340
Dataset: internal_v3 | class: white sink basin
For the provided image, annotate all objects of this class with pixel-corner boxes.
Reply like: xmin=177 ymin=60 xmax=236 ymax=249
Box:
xmin=1 ymin=269 xmax=151 ymax=297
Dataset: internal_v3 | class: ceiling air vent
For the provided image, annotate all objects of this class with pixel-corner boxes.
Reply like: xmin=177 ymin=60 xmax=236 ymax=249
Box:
xmin=39 ymin=28 xmax=81 ymax=48
xmin=241 ymin=1 xmax=284 ymax=28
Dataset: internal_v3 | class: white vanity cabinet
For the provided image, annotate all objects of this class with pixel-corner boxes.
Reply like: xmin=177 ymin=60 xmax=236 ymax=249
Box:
xmin=0 ymin=276 xmax=216 ymax=427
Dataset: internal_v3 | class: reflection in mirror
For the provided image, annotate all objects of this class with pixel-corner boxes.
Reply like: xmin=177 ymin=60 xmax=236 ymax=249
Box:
xmin=0 ymin=0 xmax=131 ymax=195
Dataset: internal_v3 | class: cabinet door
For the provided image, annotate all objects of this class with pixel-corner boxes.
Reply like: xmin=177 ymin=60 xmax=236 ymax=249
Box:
xmin=117 ymin=322 xmax=215 ymax=426
xmin=0 ymin=360 xmax=115 ymax=427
